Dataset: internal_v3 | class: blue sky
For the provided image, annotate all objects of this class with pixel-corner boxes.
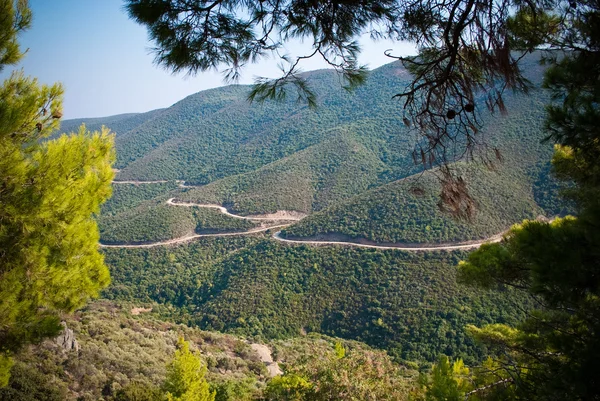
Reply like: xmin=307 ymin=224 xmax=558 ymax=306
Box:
xmin=2 ymin=0 xmax=415 ymax=119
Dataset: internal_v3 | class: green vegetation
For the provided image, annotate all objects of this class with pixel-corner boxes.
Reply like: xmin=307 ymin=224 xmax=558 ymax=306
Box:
xmin=63 ymin=57 xmax=564 ymax=244
xmin=282 ymin=165 xmax=543 ymax=243
xmin=4 ymin=0 xmax=596 ymax=399
xmin=179 ymin=130 xmax=386 ymax=214
xmin=99 ymin=200 xmax=258 ymax=244
xmin=163 ymin=338 xmax=215 ymax=401
xmin=0 ymin=301 xmax=420 ymax=400
xmin=421 ymin=3 xmax=600 ymax=399
xmin=266 ymin=337 xmax=416 ymax=400
xmin=104 ymin=64 xmax=416 ymax=188
xmin=99 ymin=201 xmax=197 ymax=244
xmin=0 ymin=2 xmax=115 ymax=386
xmin=102 ymin=182 xmax=180 ymax=216
xmin=102 ymin=239 xmax=531 ymax=364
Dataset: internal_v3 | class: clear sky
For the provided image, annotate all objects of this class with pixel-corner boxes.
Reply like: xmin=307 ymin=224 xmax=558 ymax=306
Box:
xmin=2 ymin=0 xmax=416 ymax=119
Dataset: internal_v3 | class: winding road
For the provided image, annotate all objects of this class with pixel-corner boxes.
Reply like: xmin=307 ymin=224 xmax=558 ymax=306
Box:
xmin=112 ymin=180 xmax=197 ymax=188
xmin=100 ymin=196 xmax=503 ymax=251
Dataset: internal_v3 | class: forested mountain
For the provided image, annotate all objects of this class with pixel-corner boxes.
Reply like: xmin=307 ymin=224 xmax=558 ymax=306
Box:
xmin=59 ymin=53 xmax=566 ymax=245
xmin=61 ymin=57 xmax=565 ymax=359
xmin=102 ymin=239 xmax=532 ymax=364
xmin=30 ymin=54 xmax=571 ymax=399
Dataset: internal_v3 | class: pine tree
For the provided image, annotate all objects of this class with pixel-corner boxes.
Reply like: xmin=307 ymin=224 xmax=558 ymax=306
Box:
xmin=0 ymin=0 xmax=115 ymax=387
xmin=163 ymin=338 xmax=216 ymax=401
xmin=454 ymin=2 xmax=600 ymax=398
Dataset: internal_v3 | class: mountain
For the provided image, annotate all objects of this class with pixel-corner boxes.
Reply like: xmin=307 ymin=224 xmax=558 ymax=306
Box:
xmin=62 ymin=54 xmax=566 ymax=245
xmin=177 ymin=128 xmax=388 ymax=214
xmin=51 ymin=55 xmax=570 ymax=366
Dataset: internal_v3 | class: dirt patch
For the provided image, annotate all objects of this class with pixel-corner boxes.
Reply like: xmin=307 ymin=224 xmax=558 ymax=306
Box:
xmin=250 ymin=343 xmax=283 ymax=377
xmin=248 ymin=210 xmax=307 ymax=221
xmin=131 ymin=307 xmax=152 ymax=315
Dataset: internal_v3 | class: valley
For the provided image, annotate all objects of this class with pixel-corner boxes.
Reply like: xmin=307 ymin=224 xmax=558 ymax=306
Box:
xmin=3 ymin=57 xmax=572 ymax=400
xmin=77 ymin=57 xmax=561 ymax=368
xmin=2 ymin=1 xmax=596 ymax=398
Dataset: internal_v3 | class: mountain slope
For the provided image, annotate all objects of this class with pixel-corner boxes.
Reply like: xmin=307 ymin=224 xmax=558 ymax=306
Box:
xmin=177 ymin=128 xmax=387 ymax=214
xmin=102 ymin=240 xmax=532 ymax=363
xmin=282 ymin=163 xmax=544 ymax=244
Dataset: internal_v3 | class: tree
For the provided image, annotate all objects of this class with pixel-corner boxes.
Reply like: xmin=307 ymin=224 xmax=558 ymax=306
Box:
xmin=0 ymin=0 xmax=115 ymax=386
xmin=264 ymin=374 xmax=313 ymax=401
xmin=163 ymin=337 xmax=216 ymax=401
xmin=454 ymin=2 xmax=600 ymax=399
xmin=413 ymin=355 xmax=472 ymax=401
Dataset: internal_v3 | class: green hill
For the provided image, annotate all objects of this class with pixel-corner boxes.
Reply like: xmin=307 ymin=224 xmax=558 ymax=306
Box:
xmin=99 ymin=199 xmax=259 ymax=244
xmin=281 ymin=164 xmax=545 ymax=244
xmin=63 ymin=62 xmax=422 ymax=187
xmin=102 ymin=239 xmax=532 ymax=364
xmin=61 ymin=56 xmax=570 ymax=368
xmin=177 ymin=129 xmax=387 ymax=214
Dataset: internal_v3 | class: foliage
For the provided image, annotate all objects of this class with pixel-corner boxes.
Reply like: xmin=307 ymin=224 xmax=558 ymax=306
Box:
xmin=333 ymin=342 xmax=345 ymax=359
xmin=452 ymin=2 xmax=600 ymax=397
xmin=0 ymin=361 xmax=66 ymax=401
xmin=0 ymin=301 xmax=418 ymax=400
xmin=211 ymin=378 xmax=257 ymax=401
xmin=163 ymin=338 xmax=215 ymax=401
xmin=267 ymin=339 xmax=416 ymax=400
xmin=124 ymin=0 xmax=582 ymax=217
xmin=0 ymin=0 xmax=31 ymax=71
xmin=264 ymin=375 xmax=313 ymax=401
xmin=99 ymin=200 xmax=258 ymax=244
xmin=0 ymin=2 xmax=115 ymax=385
xmin=458 ymin=215 xmax=600 ymax=398
xmin=283 ymin=163 xmax=547 ymax=244
xmin=415 ymin=356 xmax=472 ymax=401
xmin=102 ymin=182 xmax=180 ymax=216
xmin=178 ymin=129 xmax=387 ymax=214
xmin=0 ymin=357 xmax=12 ymax=389
xmin=102 ymin=239 xmax=532 ymax=364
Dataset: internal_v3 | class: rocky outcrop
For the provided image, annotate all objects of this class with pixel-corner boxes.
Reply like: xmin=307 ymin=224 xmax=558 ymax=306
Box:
xmin=56 ymin=321 xmax=79 ymax=352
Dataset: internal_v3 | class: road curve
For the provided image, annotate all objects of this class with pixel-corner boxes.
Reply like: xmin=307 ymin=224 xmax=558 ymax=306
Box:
xmin=100 ymin=199 xmax=503 ymax=251
xmin=112 ymin=180 xmax=200 ymax=188
xmin=166 ymin=199 xmax=305 ymax=221
xmin=100 ymin=223 xmax=292 ymax=249
xmin=272 ymin=231 xmax=502 ymax=251
xmin=112 ymin=180 xmax=169 ymax=184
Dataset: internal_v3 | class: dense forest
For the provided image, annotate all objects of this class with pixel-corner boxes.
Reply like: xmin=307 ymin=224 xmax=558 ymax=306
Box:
xmin=70 ymin=55 xmax=566 ymax=369
xmin=102 ymin=238 xmax=532 ymax=364
xmin=99 ymin=197 xmax=258 ymax=244
xmin=73 ymin=54 xmax=570 ymax=249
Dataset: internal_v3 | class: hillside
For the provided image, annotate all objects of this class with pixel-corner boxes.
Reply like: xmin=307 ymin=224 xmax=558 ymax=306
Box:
xmin=280 ymin=85 xmax=569 ymax=243
xmin=99 ymin=198 xmax=259 ymax=244
xmin=54 ymin=56 xmax=568 ymax=369
xmin=102 ymin=238 xmax=532 ymax=364
xmin=1 ymin=300 xmax=417 ymax=400
xmin=281 ymin=165 xmax=544 ymax=244
xmin=177 ymin=129 xmax=387 ymax=214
